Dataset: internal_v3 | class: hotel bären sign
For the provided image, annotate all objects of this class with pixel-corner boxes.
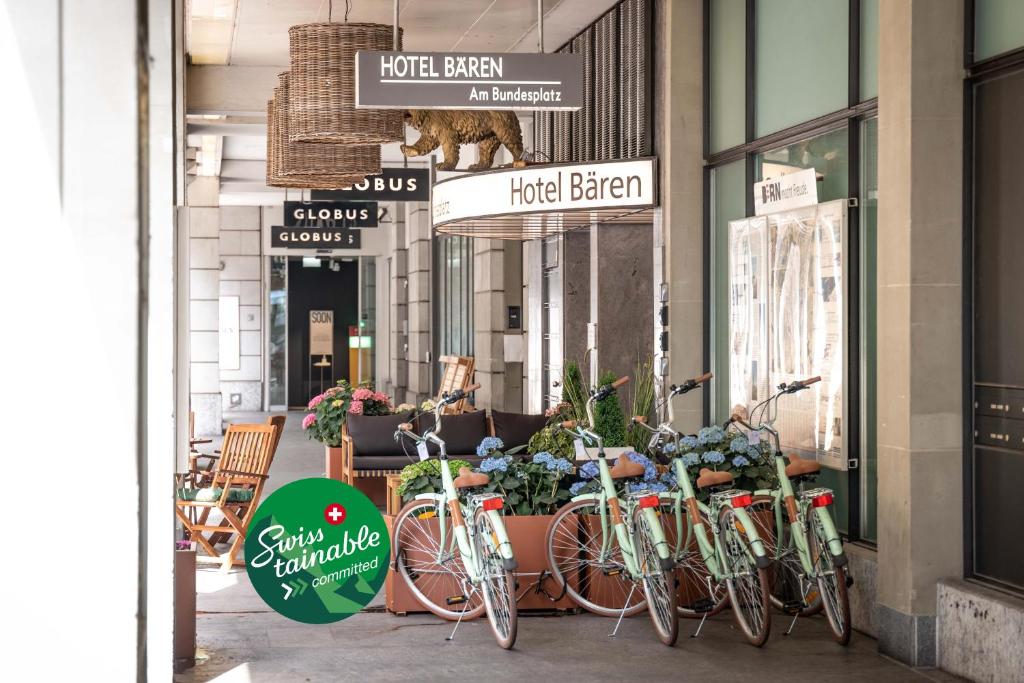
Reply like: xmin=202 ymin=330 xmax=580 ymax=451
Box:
xmin=431 ymin=158 xmax=657 ymax=228
xmin=355 ymin=51 xmax=582 ymax=111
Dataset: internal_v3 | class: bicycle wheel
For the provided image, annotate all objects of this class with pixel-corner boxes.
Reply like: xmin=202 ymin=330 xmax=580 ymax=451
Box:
xmin=393 ymin=499 xmax=485 ymax=621
xmin=717 ymin=505 xmax=772 ymax=647
xmin=747 ymin=496 xmax=822 ymax=617
xmin=656 ymin=501 xmax=728 ymax=618
xmin=633 ymin=506 xmax=679 ymax=645
xmin=473 ymin=508 xmax=518 ymax=649
xmin=809 ymin=511 xmax=852 ymax=645
xmin=546 ymin=499 xmax=647 ymax=617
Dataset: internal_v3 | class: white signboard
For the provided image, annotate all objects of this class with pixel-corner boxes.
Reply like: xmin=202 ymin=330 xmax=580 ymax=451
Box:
xmin=309 ymin=310 xmax=334 ymax=356
xmin=219 ymin=296 xmax=240 ymax=371
xmin=431 ymin=158 xmax=657 ymax=227
xmin=752 ymin=167 xmax=818 ymax=216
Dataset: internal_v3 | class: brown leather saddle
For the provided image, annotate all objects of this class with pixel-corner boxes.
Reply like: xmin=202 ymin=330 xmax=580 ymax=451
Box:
xmin=609 ymin=457 xmax=646 ymax=480
xmin=696 ymin=467 xmax=734 ymax=489
xmin=453 ymin=466 xmax=489 ymax=489
xmin=784 ymin=453 xmax=821 ymax=479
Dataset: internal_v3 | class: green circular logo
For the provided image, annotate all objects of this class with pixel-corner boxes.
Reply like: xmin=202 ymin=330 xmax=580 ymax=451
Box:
xmin=245 ymin=478 xmax=390 ymax=624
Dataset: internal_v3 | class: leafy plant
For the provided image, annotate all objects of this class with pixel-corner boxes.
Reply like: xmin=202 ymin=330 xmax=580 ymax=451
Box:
xmin=593 ymin=370 xmax=627 ymax=447
xmin=397 ymin=458 xmax=473 ymax=502
xmin=476 ymin=441 xmax=574 ymax=515
xmin=301 ymin=380 xmax=354 ymax=447
xmin=670 ymin=425 xmax=778 ymax=500
xmin=527 ymin=424 xmax=576 ymax=460
xmin=626 ymin=355 xmax=656 ymax=454
xmin=561 ymin=360 xmax=587 ymax=424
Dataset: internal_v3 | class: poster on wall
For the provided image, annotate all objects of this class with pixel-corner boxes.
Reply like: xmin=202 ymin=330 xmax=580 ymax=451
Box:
xmin=728 ymin=199 xmax=847 ymax=470
xmin=309 ymin=310 xmax=334 ymax=357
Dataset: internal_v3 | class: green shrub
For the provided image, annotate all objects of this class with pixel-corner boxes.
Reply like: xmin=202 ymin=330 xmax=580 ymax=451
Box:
xmin=397 ymin=458 xmax=472 ymax=501
xmin=527 ymin=424 xmax=576 ymax=459
xmin=561 ymin=360 xmax=587 ymax=424
xmin=593 ymin=370 xmax=627 ymax=447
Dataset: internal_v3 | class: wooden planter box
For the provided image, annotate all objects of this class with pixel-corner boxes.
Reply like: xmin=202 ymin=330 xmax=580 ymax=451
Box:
xmin=384 ymin=513 xmax=576 ymax=615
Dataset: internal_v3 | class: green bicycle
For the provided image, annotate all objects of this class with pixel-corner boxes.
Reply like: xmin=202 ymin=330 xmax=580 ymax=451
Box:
xmin=729 ymin=376 xmax=853 ymax=645
xmin=392 ymin=385 xmax=519 ymax=649
xmin=631 ymin=372 xmax=774 ymax=647
xmin=544 ymin=376 xmax=679 ymax=646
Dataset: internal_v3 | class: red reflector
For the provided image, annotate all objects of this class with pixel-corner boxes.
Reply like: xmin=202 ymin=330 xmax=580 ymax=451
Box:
xmin=812 ymin=492 xmax=834 ymax=508
xmin=730 ymin=493 xmax=753 ymax=508
xmin=482 ymin=497 xmax=504 ymax=511
xmin=638 ymin=494 xmax=660 ymax=509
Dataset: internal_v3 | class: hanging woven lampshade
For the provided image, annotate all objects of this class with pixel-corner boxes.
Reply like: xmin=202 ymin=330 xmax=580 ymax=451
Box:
xmin=266 ymin=97 xmax=366 ymax=189
xmin=287 ymin=22 xmax=403 ymax=144
xmin=276 ymin=72 xmax=381 ymax=179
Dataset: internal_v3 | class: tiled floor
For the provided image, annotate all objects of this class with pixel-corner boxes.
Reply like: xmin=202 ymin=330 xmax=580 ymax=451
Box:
xmin=177 ymin=412 xmax=961 ymax=683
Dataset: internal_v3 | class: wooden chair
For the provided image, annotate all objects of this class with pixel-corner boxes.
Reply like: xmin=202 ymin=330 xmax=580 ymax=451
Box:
xmin=436 ymin=355 xmax=475 ymax=414
xmin=175 ymin=422 xmax=277 ymax=571
xmin=187 ymin=415 xmax=285 ymax=489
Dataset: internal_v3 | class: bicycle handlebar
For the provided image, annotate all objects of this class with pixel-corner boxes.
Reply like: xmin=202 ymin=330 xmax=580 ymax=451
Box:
xmin=611 ymin=376 xmax=630 ymax=389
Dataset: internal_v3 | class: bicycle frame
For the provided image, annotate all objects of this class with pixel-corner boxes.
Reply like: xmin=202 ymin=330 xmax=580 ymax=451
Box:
xmin=401 ymin=401 xmax=515 ymax=585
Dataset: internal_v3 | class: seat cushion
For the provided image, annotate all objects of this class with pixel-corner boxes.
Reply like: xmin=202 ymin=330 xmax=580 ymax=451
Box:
xmin=416 ymin=410 xmax=488 ymax=456
xmin=491 ymin=410 xmax=548 ymax=449
xmin=347 ymin=410 xmax=415 ymax=457
xmin=177 ymin=487 xmax=254 ymax=503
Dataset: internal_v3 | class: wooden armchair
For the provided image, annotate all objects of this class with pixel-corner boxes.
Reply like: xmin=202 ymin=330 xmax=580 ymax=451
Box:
xmin=185 ymin=415 xmax=285 ymax=489
xmin=175 ymin=422 xmax=278 ymax=571
xmin=436 ymin=355 xmax=475 ymax=414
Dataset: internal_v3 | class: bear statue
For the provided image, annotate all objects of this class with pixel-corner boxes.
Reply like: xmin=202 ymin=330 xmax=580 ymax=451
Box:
xmin=401 ymin=109 xmax=524 ymax=172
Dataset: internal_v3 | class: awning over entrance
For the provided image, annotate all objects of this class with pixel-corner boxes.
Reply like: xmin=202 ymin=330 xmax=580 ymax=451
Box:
xmin=432 ymin=157 xmax=658 ymax=240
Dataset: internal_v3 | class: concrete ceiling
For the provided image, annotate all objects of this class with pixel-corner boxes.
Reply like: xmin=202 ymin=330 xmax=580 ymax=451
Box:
xmin=185 ymin=0 xmax=619 ymax=203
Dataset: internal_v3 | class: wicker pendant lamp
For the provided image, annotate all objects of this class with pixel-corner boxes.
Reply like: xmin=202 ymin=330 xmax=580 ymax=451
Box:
xmin=266 ymin=97 xmax=367 ymax=190
xmin=287 ymin=21 xmax=404 ymax=144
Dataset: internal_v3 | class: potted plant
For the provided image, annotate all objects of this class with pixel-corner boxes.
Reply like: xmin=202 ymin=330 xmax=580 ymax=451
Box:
xmin=585 ymin=370 xmax=630 ymax=461
xmin=671 ymin=424 xmax=778 ymax=500
xmin=302 ymin=380 xmax=394 ymax=480
xmin=526 ymin=402 xmax=577 ymax=459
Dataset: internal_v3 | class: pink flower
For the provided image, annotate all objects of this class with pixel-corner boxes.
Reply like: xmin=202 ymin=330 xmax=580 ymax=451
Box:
xmin=352 ymin=388 xmax=373 ymax=401
xmin=302 ymin=413 xmax=317 ymax=429
xmin=307 ymin=394 xmax=324 ymax=410
xmin=348 ymin=400 xmax=364 ymax=415
xmin=373 ymin=391 xmax=390 ymax=403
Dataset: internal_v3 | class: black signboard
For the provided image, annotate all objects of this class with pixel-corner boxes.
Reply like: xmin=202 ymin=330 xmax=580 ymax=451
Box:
xmin=284 ymin=201 xmax=379 ymax=228
xmin=271 ymin=226 xmax=362 ymax=249
xmin=311 ymin=168 xmax=430 ymax=202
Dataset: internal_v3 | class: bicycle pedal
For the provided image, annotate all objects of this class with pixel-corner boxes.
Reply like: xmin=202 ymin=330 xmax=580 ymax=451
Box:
xmin=688 ymin=598 xmax=715 ymax=613
xmin=602 ymin=568 xmax=622 ymax=577
xmin=445 ymin=595 xmax=468 ymax=606
xmin=782 ymin=600 xmax=803 ymax=614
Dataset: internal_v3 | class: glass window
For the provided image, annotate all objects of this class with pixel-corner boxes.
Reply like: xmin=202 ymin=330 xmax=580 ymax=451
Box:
xmin=711 ymin=160 xmax=747 ymax=421
xmin=755 ymin=127 xmax=849 ymax=201
xmin=755 ymin=0 xmax=848 ymax=137
xmin=710 ymin=0 xmax=747 ymax=153
xmin=860 ymin=116 xmax=878 ymax=542
xmin=436 ymin=236 xmax=473 ymax=358
xmin=861 ymin=0 xmax=879 ymax=100
xmin=975 ymin=0 xmax=1024 ymax=61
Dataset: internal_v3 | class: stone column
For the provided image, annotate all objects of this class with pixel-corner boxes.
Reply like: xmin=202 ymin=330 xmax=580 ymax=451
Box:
xmin=217 ymin=206 xmax=263 ymax=415
xmin=186 ymin=176 xmax=222 ymax=436
xmin=473 ymin=239 xmax=506 ymax=410
xmin=875 ymin=0 xmax=963 ymax=667
xmin=656 ymin=0 xmax=704 ymax=431
xmin=389 ymin=208 xmax=410 ymax=403
xmin=405 ymin=202 xmax=433 ymax=402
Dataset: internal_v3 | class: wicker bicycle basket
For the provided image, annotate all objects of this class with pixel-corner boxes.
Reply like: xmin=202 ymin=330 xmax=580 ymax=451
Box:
xmin=287 ymin=22 xmax=404 ymax=144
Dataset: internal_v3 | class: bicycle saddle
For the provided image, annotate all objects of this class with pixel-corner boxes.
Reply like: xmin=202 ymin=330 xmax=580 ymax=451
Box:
xmin=696 ymin=467 xmax=734 ymax=489
xmin=609 ymin=458 xmax=646 ymax=480
xmin=784 ymin=453 xmax=821 ymax=478
xmin=453 ymin=467 xmax=489 ymax=489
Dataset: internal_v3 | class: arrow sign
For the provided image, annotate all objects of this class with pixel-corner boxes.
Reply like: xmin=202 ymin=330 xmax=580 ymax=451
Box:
xmin=282 ymin=582 xmax=293 ymax=600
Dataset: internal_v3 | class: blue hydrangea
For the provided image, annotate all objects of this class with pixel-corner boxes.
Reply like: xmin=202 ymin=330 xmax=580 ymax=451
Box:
xmin=702 ymin=450 xmax=725 ymax=464
xmin=644 ymin=482 xmax=668 ymax=494
xmin=623 ymin=451 xmax=658 ymax=482
xmin=697 ymin=425 xmax=725 ymax=446
xmin=660 ymin=469 xmax=678 ymax=488
xmin=662 ymin=441 xmax=678 ymax=454
xmin=747 ymin=446 xmax=761 ymax=460
xmin=476 ymin=436 xmax=505 ymax=457
xmin=532 ymin=451 xmax=553 ymax=466
xmin=681 ymin=452 xmax=700 ymax=467
xmin=479 ymin=456 xmax=509 ymax=473
xmin=681 ymin=435 xmax=699 ymax=450
xmin=732 ymin=455 xmax=751 ymax=468
xmin=579 ymin=461 xmax=600 ymax=479
xmin=730 ymin=436 xmax=749 ymax=453
xmin=549 ymin=457 xmax=573 ymax=474
xmin=569 ymin=481 xmax=588 ymax=496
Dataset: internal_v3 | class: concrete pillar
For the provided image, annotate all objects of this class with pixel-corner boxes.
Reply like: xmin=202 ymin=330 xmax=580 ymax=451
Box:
xmin=875 ymin=0 xmax=963 ymax=667
xmin=473 ymin=239 xmax=506 ymax=409
xmin=656 ymin=0 xmax=704 ymax=431
xmin=186 ymin=177 xmax=223 ymax=436
xmin=405 ymin=202 xmax=432 ymax=401
xmin=389 ymin=209 xmax=410 ymax=403
xmin=595 ymin=224 xmax=654 ymax=382
xmin=218 ymin=206 xmax=263 ymax=415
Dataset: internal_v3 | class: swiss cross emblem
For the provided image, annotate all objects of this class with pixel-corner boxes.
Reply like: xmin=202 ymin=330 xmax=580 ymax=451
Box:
xmin=324 ymin=503 xmax=347 ymax=525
